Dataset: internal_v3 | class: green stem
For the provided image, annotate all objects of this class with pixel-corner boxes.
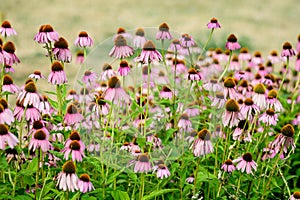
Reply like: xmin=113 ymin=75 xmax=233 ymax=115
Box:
xmin=173 ymin=49 xmax=178 ymax=127
xmin=235 ymin=174 xmax=243 ymax=199
xmin=278 ymin=57 xmax=289 ymax=93
xmin=35 ymin=148 xmax=41 ymax=200
xmin=56 ymin=85 xmax=63 ymax=116
xmin=140 ymin=173 xmax=145 ymax=200
xmin=218 ymin=50 xmax=233 ymax=82
xmin=199 ymin=29 xmax=214 ymax=58
xmin=193 ymin=157 xmax=201 ymax=195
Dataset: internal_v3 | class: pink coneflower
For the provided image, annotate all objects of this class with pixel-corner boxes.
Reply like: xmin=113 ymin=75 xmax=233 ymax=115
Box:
xmin=76 ymin=50 xmax=85 ymax=64
xmin=268 ymin=50 xmax=281 ymax=64
xmin=221 ymin=159 xmax=236 ymax=173
xmin=210 ymin=92 xmax=226 ymax=109
xmin=186 ymin=174 xmax=195 ymax=183
xmin=52 ymin=37 xmax=72 ymax=63
xmin=82 ymin=70 xmax=97 ymax=86
xmin=251 ymin=51 xmax=264 ymax=66
xmin=211 ymin=125 xmax=226 ymax=139
xmin=233 ymin=153 xmax=257 ymax=175
xmin=2 ymin=74 xmax=19 ymax=94
xmin=207 ymin=18 xmax=221 ymax=29
xmin=29 ymin=129 xmax=52 ymax=152
xmin=228 ymin=55 xmax=241 ymax=71
xmin=0 ymin=124 xmax=18 ymax=150
xmin=0 ymin=98 xmax=14 ymax=125
xmin=4 ymin=65 xmax=15 ymax=73
xmin=74 ymin=31 xmax=93 ymax=48
xmin=100 ymin=63 xmax=117 ymax=81
xmin=177 ymin=113 xmax=192 ymax=131
xmin=295 ymin=53 xmax=300 ymax=71
xmin=238 ymin=47 xmax=251 ymax=61
xmin=27 ymin=120 xmax=49 ymax=138
xmin=289 ymin=191 xmax=300 ymax=200
xmin=109 ymin=35 xmax=134 ymax=59
xmin=156 ymin=22 xmax=172 ymax=40
xmin=159 ymin=86 xmax=173 ymax=99
xmin=133 ymin=28 xmax=147 ymax=48
xmin=134 ymin=153 xmax=152 ymax=173
xmin=261 ymin=73 xmax=276 ymax=87
xmin=0 ymin=46 xmax=11 ymax=65
xmin=135 ymin=40 xmax=162 ymax=64
xmin=171 ymin=58 xmax=187 ymax=74
xmin=240 ymin=98 xmax=260 ymax=121
xmin=203 ymin=79 xmax=222 ymax=92
xmin=48 ymin=61 xmax=68 ymax=85
xmin=147 ymin=134 xmax=163 ymax=149
xmin=225 ymin=34 xmax=241 ymax=51
xmin=34 ymin=24 xmax=59 ymax=44
xmin=185 ymin=102 xmax=200 ymax=117
xmin=39 ymin=95 xmax=54 ymax=115
xmin=28 ymin=70 xmax=46 ymax=80
xmin=56 ymin=160 xmax=78 ymax=192
xmin=77 ymin=174 xmax=94 ymax=193
xmin=232 ymin=120 xmax=252 ymax=142
xmin=3 ymin=41 xmax=20 ymax=65
xmin=191 ymin=129 xmax=214 ymax=157
xmin=252 ymin=83 xmax=267 ymax=110
xmin=65 ymin=130 xmax=85 ymax=149
xmin=103 ymin=76 xmax=130 ymax=105
xmin=266 ymin=89 xmax=283 ymax=112
xmin=95 ymin=95 xmax=110 ymax=115
xmin=64 ymin=104 xmax=83 ymax=126
xmin=118 ymin=60 xmax=131 ymax=76
xmin=186 ymin=68 xmax=202 ymax=81
xmin=259 ymin=108 xmax=278 ymax=126
xmin=62 ymin=140 xmax=85 ymax=162
xmin=17 ymin=81 xmax=40 ymax=108
xmin=281 ymin=42 xmax=296 ymax=57
xmin=222 ymin=99 xmax=244 ymax=128
xmin=179 ymin=33 xmax=195 ymax=48
xmin=271 ymin=124 xmax=295 ymax=154
xmin=223 ymin=77 xmax=238 ymax=99
xmin=66 ymin=89 xmax=79 ymax=101
xmin=113 ymin=27 xmax=132 ymax=40
xmin=169 ymin=39 xmax=182 ymax=52
xmin=155 ymin=162 xmax=171 ymax=179
xmin=0 ymin=20 xmax=17 ymax=37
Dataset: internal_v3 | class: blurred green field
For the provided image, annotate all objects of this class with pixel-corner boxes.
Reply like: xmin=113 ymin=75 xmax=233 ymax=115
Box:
xmin=1 ymin=0 xmax=300 ymax=88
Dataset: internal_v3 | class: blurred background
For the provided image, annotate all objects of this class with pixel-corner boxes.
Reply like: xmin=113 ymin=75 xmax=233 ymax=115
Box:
xmin=1 ymin=0 xmax=300 ymax=87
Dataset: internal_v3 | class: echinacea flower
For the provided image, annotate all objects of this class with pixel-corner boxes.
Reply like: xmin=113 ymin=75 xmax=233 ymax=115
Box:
xmin=3 ymin=41 xmax=20 ymax=65
xmin=27 ymin=120 xmax=49 ymax=138
xmin=180 ymin=33 xmax=195 ymax=48
xmin=0 ymin=20 xmax=17 ymax=37
xmin=233 ymin=153 xmax=257 ymax=175
xmin=29 ymin=129 xmax=52 ymax=152
xmin=238 ymin=47 xmax=252 ymax=61
xmin=159 ymin=86 xmax=173 ymax=99
xmin=221 ymin=159 xmax=236 ymax=173
xmin=225 ymin=34 xmax=241 ymax=51
xmin=169 ymin=39 xmax=182 ymax=52
xmin=240 ymin=98 xmax=260 ymax=121
xmin=62 ymin=140 xmax=85 ymax=162
xmin=259 ymin=108 xmax=278 ymax=126
xmin=34 ymin=24 xmax=59 ymax=44
xmin=109 ymin=35 xmax=134 ymax=59
xmin=252 ymin=83 xmax=267 ymax=110
xmin=223 ymin=77 xmax=238 ymax=99
xmin=133 ymin=28 xmax=147 ymax=48
xmin=289 ymin=191 xmax=300 ymax=200
xmin=222 ymin=99 xmax=244 ymax=128
xmin=156 ymin=22 xmax=172 ymax=40
xmin=52 ymin=37 xmax=72 ymax=63
xmin=203 ymin=79 xmax=222 ymax=92
xmin=177 ymin=113 xmax=192 ymax=131
xmin=82 ymin=70 xmax=97 ymax=86
xmin=134 ymin=153 xmax=152 ymax=173
xmin=56 ymin=160 xmax=78 ymax=192
xmin=0 ymin=124 xmax=18 ymax=150
xmin=207 ymin=18 xmax=221 ymax=29
xmin=113 ymin=27 xmax=132 ymax=40
xmin=28 ymin=70 xmax=46 ymax=80
xmin=186 ymin=68 xmax=202 ymax=81
xmin=103 ymin=76 xmax=130 ymax=105
xmin=76 ymin=50 xmax=85 ymax=64
xmin=266 ymin=89 xmax=283 ymax=112
xmin=17 ymin=81 xmax=40 ymax=108
xmin=74 ymin=31 xmax=93 ymax=48
xmin=77 ymin=174 xmax=94 ymax=193
xmin=155 ymin=163 xmax=171 ymax=179
xmin=48 ymin=61 xmax=68 ymax=85
xmin=64 ymin=104 xmax=83 ymax=126
xmin=118 ymin=60 xmax=131 ymax=77
xmin=191 ymin=129 xmax=214 ymax=157
xmin=186 ymin=174 xmax=195 ymax=183
xmin=135 ymin=40 xmax=162 ymax=64
xmin=2 ymin=74 xmax=19 ymax=94
xmin=268 ymin=50 xmax=281 ymax=64
xmin=211 ymin=92 xmax=226 ymax=109
xmin=232 ymin=120 xmax=252 ymax=142
xmin=281 ymin=42 xmax=296 ymax=58
xmin=270 ymin=124 xmax=295 ymax=154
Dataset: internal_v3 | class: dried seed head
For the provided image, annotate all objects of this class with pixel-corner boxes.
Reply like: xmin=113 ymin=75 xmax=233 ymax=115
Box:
xmin=69 ymin=140 xmax=81 ymax=150
xmin=3 ymin=41 xmax=16 ymax=53
xmin=54 ymin=37 xmax=68 ymax=49
xmin=282 ymin=42 xmax=292 ymax=50
xmin=224 ymin=77 xmax=236 ymax=88
xmin=79 ymin=174 xmax=91 ymax=182
xmin=62 ymin=160 xmax=76 ymax=174
xmin=1 ymin=20 xmax=12 ymax=28
xmin=281 ymin=124 xmax=294 ymax=137
xmin=227 ymin=34 xmax=237 ymax=42
xmin=78 ymin=31 xmax=88 ymax=37
xmin=253 ymin=83 xmax=266 ymax=94
xmin=225 ymin=99 xmax=239 ymax=112
xmin=3 ymin=74 xmax=14 ymax=85
xmin=70 ymin=130 xmax=81 ymax=141
xmin=51 ymin=61 xmax=64 ymax=72
xmin=159 ymin=22 xmax=170 ymax=31
xmin=0 ymin=124 xmax=8 ymax=135
xmin=108 ymin=76 xmax=121 ymax=88
xmin=242 ymin=153 xmax=253 ymax=162
xmin=33 ymin=129 xmax=46 ymax=140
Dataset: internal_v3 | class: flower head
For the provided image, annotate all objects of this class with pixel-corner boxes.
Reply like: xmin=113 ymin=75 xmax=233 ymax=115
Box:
xmin=0 ymin=124 xmax=18 ymax=150
xmin=0 ymin=20 xmax=17 ymax=37
xmin=48 ymin=61 xmax=68 ymax=85
xmin=281 ymin=42 xmax=296 ymax=57
xmin=191 ymin=129 xmax=214 ymax=157
xmin=2 ymin=74 xmax=19 ymax=94
xmin=207 ymin=18 xmax=221 ymax=29
xmin=118 ymin=60 xmax=131 ymax=76
xmin=64 ymin=104 xmax=83 ymax=126
xmin=74 ymin=31 xmax=93 ymax=47
xmin=289 ymin=191 xmax=300 ymax=200
xmin=77 ymin=174 xmax=94 ymax=193
xmin=53 ymin=37 xmax=72 ymax=63
xmin=135 ymin=40 xmax=162 ymax=64
xmin=56 ymin=160 xmax=78 ymax=192
xmin=34 ymin=24 xmax=59 ymax=44
xmin=109 ymin=35 xmax=134 ymax=59
xmin=156 ymin=22 xmax=172 ymax=40
xmin=29 ymin=129 xmax=52 ymax=152
xmin=225 ymin=34 xmax=241 ymax=51
xmin=221 ymin=159 xmax=236 ymax=173
xmin=133 ymin=28 xmax=147 ymax=48
xmin=233 ymin=153 xmax=257 ymax=175
xmin=134 ymin=153 xmax=152 ymax=173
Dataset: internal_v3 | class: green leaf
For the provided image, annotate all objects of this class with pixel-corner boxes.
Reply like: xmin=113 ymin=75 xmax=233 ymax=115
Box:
xmin=137 ymin=136 xmax=146 ymax=149
xmin=47 ymin=96 xmax=58 ymax=109
xmin=111 ymin=190 xmax=130 ymax=200
xmin=28 ymin=157 xmax=38 ymax=171
xmin=142 ymin=189 xmax=179 ymax=200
